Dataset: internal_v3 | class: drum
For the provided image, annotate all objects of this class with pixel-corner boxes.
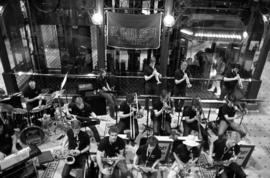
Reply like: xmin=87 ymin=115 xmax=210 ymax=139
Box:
xmin=12 ymin=108 xmax=28 ymax=130
xmin=30 ymin=105 xmax=52 ymax=119
xmin=20 ymin=126 xmax=45 ymax=145
xmin=0 ymin=111 xmax=10 ymax=125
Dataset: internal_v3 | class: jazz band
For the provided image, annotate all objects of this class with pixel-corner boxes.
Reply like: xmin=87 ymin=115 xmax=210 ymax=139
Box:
xmin=0 ymin=64 xmax=248 ymax=178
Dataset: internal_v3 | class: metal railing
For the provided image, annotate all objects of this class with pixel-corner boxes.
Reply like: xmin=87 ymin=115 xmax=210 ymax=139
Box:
xmin=10 ymin=72 xmax=254 ymax=101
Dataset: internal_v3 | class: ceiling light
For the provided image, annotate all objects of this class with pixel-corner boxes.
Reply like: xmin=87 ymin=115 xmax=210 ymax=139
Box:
xmin=180 ymin=29 xmax=193 ymax=36
xmin=243 ymin=31 xmax=248 ymax=39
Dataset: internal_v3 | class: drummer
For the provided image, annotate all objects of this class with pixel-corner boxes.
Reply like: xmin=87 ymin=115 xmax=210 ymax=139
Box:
xmin=0 ymin=120 xmax=18 ymax=160
xmin=67 ymin=95 xmax=100 ymax=142
xmin=23 ymin=78 xmax=45 ymax=111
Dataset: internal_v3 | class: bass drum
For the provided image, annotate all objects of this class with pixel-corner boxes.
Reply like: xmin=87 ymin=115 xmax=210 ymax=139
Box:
xmin=20 ymin=126 xmax=45 ymax=145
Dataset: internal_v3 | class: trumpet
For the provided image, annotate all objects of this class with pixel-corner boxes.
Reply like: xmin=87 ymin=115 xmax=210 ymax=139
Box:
xmin=237 ymin=74 xmax=243 ymax=89
xmin=184 ymin=72 xmax=192 ymax=88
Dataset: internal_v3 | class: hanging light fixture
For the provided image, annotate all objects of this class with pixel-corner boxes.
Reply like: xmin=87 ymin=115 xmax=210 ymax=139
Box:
xmin=91 ymin=12 xmax=103 ymax=25
xmin=163 ymin=14 xmax=175 ymax=27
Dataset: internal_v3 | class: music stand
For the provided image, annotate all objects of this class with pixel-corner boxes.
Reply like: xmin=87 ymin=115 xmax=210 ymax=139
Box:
xmin=142 ymin=96 xmax=153 ymax=138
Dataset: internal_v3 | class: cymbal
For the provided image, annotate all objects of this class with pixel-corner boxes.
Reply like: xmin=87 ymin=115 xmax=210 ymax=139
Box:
xmin=0 ymin=97 xmax=11 ymax=102
xmin=13 ymin=108 xmax=27 ymax=114
xmin=73 ymin=115 xmax=99 ymax=121
xmin=51 ymin=90 xmax=65 ymax=99
xmin=0 ymin=103 xmax=14 ymax=112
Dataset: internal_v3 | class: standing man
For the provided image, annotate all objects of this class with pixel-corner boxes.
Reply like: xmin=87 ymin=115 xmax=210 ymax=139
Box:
xmin=133 ymin=136 xmax=161 ymax=178
xmin=118 ymin=93 xmax=143 ymax=141
xmin=97 ymin=69 xmax=116 ymax=119
xmin=173 ymin=61 xmax=192 ymax=112
xmin=96 ymin=126 xmax=132 ymax=178
xmin=68 ymin=95 xmax=100 ymax=142
xmin=208 ymin=136 xmax=246 ymax=178
xmin=152 ymin=89 xmax=172 ymax=136
xmin=144 ymin=57 xmax=162 ymax=95
xmin=23 ymin=78 xmax=44 ymax=111
xmin=61 ymin=120 xmax=90 ymax=178
xmin=221 ymin=63 xmax=242 ymax=99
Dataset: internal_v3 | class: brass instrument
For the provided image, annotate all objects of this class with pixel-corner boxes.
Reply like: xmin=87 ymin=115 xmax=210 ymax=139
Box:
xmin=184 ymin=72 xmax=192 ymax=88
xmin=101 ymin=157 xmax=125 ymax=175
xmin=237 ymin=74 xmax=243 ymax=89
xmin=63 ymin=149 xmax=80 ymax=165
xmin=193 ymin=97 xmax=207 ymax=141
xmin=161 ymin=93 xmax=172 ymax=131
xmin=129 ymin=93 xmax=138 ymax=140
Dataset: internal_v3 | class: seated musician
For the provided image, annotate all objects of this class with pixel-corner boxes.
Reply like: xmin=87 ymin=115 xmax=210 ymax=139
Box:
xmin=0 ymin=120 xmax=18 ymax=160
xmin=118 ymin=93 xmax=143 ymax=141
xmin=133 ymin=136 xmax=161 ymax=178
xmin=217 ymin=95 xmax=246 ymax=139
xmin=96 ymin=126 xmax=132 ymax=178
xmin=61 ymin=120 xmax=90 ymax=178
xmin=23 ymin=78 xmax=45 ymax=111
xmin=208 ymin=135 xmax=246 ymax=178
xmin=97 ymin=69 xmax=116 ymax=119
xmin=68 ymin=95 xmax=100 ymax=142
xmin=152 ymin=89 xmax=172 ymax=136
xmin=167 ymin=135 xmax=200 ymax=178
xmin=182 ymin=98 xmax=209 ymax=150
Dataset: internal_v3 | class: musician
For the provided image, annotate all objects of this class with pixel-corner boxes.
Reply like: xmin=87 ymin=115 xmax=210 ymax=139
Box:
xmin=118 ymin=93 xmax=143 ymax=141
xmin=97 ymin=69 xmax=116 ymax=119
xmin=144 ymin=57 xmax=162 ymax=95
xmin=152 ymin=89 xmax=172 ymax=136
xmin=23 ymin=78 xmax=44 ymax=111
xmin=133 ymin=136 xmax=161 ymax=178
xmin=182 ymin=98 xmax=209 ymax=150
xmin=208 ymin=136 xmax=246 ymax=178
xmin=61 ymin=120 xmax=90 ymax=178
xmin=167 ymin=135 xmax=200 ymax=178
xmin=173 ymin=61 xmax=192 ymax=112
xmin=0 ymin=120 xmax=18 ymax=160
xmin=96 ymin=126 xmax=132 ymax=178
xmin=68 ymin=95 xmax=100 ymax=142
xmin=221 ymin=63 xmax=242 ymax=99
xmin=0 ymin=88 xmax=6 ymax=99
xmin=217 ymin=95 xmax=246 ymax=139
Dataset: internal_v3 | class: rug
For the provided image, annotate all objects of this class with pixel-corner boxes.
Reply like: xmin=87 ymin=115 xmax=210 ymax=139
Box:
xmin=197 ymin=153 xmax=216 ymax=178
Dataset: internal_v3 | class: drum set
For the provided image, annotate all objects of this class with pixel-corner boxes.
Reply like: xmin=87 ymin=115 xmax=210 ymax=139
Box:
xmin=0 ymin=90 xmax=67 ymax=146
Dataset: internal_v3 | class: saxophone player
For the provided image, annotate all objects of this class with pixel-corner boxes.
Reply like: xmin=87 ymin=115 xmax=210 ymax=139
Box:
xmin=61 ymin=120 xmax=90 ymax=178
xmin=96 ymin=126 xmax=133 ymax=178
